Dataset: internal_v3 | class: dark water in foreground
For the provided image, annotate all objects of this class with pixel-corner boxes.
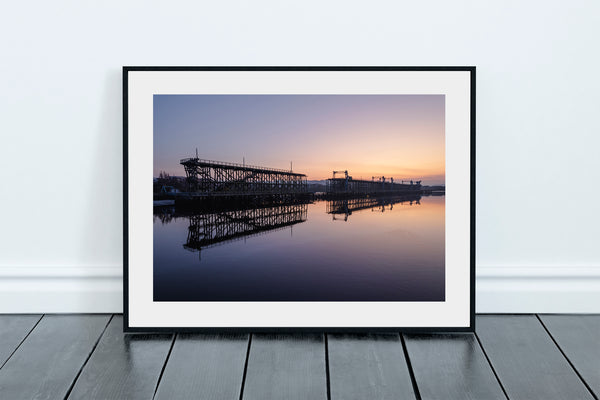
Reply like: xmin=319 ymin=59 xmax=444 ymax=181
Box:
xmin=153 ymin=195 xmax=445 ymax=301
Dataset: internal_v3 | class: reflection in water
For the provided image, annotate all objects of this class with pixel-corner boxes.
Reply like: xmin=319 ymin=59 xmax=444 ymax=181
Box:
xmin=183 ymin=204 xmax=308 ymax=257
xmin=153 ymin=195 xmax=445 ymax=302
xmin=326 ymin=195 xmax=421 ymax=221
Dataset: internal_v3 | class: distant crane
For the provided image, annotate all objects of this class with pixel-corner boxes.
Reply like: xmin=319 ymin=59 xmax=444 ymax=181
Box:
xmin=333 ymin=170 xmax=349 ymax=179
xmin=331 ymin=170 xmax=350 ymax=192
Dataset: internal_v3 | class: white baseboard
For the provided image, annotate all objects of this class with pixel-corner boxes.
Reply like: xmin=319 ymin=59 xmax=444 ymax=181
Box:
xmin=1 ymin=266 xmax=599 ymax=314
xmin=476 ymin=266 xmax=600 ymax=313
xmin=0 ymin=267 xmax=122 ymax=313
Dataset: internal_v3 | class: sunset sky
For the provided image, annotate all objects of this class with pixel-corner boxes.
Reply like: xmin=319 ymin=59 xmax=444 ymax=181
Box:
xmin=154 ymin=95 xmax=445 ymax=184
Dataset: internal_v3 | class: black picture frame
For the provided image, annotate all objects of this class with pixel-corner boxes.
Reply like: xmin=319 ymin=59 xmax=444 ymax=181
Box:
xmin=123 ymin=66 xmax=475 ymax=333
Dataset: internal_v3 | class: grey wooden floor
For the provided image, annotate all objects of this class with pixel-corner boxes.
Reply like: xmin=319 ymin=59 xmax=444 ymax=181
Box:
xmin=0 ymin=315 xmax=598 ymax=399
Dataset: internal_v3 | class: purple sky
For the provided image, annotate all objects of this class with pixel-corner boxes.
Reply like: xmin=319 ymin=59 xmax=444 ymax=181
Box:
xmin=154 ymin=94 xmax=445 ymax=184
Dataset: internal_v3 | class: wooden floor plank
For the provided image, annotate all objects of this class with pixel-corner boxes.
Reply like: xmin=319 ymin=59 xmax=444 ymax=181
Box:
xmin=476 ymin=315 xmax=594 ymax=400
xmin=66 ymin=315 xmax=173 ymax=400
xmin=0 ymin=314 xmax=110 ymax=400
xmin=154 ymin=333 xmax=249 ymax=400
xmin=328 ymin=333 xmax=416 ymax=400
xmin=539 ymin=314 xmax=600 ymax=398
xmin=404 ymin=333 xmax=506 ymax=400
xmin=242 ymin=334 xmax=327 ymax=400
xmin=0 ymin=314 xmax=41 ymax=368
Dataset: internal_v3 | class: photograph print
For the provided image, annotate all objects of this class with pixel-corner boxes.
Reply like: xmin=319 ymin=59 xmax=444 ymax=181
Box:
xmin=153 ymin=94 xmax=446 ymax=302
xmin=125 ymin=67 xmax=474 ymax=331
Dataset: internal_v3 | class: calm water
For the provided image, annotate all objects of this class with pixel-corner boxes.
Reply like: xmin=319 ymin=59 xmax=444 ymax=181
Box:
xmin=153 ymin=195 xmax=445 ymax=301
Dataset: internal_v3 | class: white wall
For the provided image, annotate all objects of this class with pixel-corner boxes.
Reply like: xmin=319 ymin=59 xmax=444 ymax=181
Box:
xmin=1 ymin=0 xmax=599 ymax=313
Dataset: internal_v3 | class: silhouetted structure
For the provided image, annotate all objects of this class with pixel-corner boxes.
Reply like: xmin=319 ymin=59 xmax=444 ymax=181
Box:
xmin=326 ymin=170 xmax=421 ymax=195
xmin=180 ymin=157 xmax=307 ymax=195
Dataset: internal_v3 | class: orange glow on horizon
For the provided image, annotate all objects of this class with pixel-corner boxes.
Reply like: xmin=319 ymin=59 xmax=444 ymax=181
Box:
xmin=155 ymin=95 xmax=446 ymax=185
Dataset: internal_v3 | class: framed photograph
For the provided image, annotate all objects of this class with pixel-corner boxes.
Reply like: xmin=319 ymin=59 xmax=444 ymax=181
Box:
xmin=123 ymin=66 xmax=475 ymax=332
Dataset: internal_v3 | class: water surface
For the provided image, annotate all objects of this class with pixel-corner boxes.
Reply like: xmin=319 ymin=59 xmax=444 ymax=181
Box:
xmin=153 ymin=195 xmax=445 ymax=301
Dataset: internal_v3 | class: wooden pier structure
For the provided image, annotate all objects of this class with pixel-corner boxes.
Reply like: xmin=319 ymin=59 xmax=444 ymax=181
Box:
xmin=180 ymin=157 xmax=307 ymax=196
